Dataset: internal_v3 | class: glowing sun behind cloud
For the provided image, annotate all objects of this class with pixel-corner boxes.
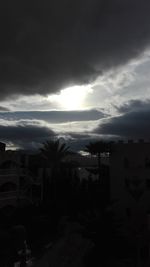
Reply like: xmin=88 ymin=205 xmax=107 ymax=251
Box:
xmin=48 ymin=85 xmax=93 ymax=110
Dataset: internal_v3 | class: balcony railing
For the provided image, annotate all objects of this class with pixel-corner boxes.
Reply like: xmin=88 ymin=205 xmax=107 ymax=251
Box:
xmin=0 ymin=168 xmax=30 ymax=176
xmin=0 ymin=169 xmax=19 ymax=175
xmin=0 ymin=190 xmax=32 ymax=200
xmin=0 ymin=191 xmax=17 ymax=199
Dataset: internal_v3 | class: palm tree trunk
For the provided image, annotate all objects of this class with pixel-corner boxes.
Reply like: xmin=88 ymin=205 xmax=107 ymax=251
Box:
xmin=98 ymin=152 xmax=101 ymax=182
xmin=42 ymin=162 xmax=47 ymax=202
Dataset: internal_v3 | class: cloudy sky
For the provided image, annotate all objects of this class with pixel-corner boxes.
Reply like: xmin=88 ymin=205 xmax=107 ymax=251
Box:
xmin=1 ymin=0 xmax=150 ymax=151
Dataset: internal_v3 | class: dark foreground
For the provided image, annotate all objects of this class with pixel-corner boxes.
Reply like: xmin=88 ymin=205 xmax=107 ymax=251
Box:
xmin=0 ymin=203 xmax=150 ymax=267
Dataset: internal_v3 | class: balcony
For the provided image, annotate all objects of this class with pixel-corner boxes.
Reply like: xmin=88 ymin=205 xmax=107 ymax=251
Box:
xmin=0 ymin=190 xmax=33 ymax=205
xmin=0 ymin=191 xmax=17 ymax=200
xmin=0 ymin=169 xmax=19 ymax=175
xmin=0 ymin=168 xmax=31 ymax=176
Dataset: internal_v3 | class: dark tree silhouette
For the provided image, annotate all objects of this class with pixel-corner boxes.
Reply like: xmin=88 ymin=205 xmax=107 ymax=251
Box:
xmin=85 ymin=140 xmax=110 ymax=181
xmin=40 ymin=139 xmax=69 ymax=166
xmin=40 ymin=139 xmax=70 ymax=205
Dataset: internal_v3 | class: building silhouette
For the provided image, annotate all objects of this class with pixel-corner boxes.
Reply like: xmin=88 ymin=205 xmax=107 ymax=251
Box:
xmin=0 ymin=143 xmax=39 ymax=215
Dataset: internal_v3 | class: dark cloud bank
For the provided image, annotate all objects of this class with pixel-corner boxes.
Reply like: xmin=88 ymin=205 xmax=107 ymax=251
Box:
xmin=96 ymin=100 xmax=150 ymax=140
xmin=114 ymin=99 xmax=150 ymax=114
xmin=0 ymin=108 xmax=105 ymax=150
xmin=0 ymin=122 xmax=55 ymax=150
xmin=1 ymin=0 xmax=150 ymax=99
xmin=0 ymin=122 xmax=94 ymax=151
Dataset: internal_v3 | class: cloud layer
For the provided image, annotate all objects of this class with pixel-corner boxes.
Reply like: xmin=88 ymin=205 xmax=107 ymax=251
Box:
xmin=0 ymin=108 xmax=103 ymax=150
xmin=2 ymin=99 xmax=150 ymax=150
xmin=0 ymin=109 xmax=105 ymax=123
xmin=0 ymin=120 xmax=55 ymax=150
xmin=1 ymin=0 xmax=150 ymax=99
xmin=95 ymin=99 xmax=150 ymax=139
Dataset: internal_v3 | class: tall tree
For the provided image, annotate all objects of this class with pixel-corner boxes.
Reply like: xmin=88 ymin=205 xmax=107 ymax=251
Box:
xmin=40 ymin=139 xmax=69 ymax=165
xmin=40 ymin=139 xmax=70 ymax=202
xmin=85 ymin=140 xmax=110 ymax=182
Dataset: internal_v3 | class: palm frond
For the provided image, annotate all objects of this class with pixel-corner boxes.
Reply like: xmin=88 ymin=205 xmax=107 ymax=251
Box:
xmin=40 ymin=138 xmax=70 ymax=164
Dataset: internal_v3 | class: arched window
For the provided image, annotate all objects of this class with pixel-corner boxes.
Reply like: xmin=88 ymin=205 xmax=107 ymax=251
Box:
xmin=145 ymin=157 xmax=150 ymax=168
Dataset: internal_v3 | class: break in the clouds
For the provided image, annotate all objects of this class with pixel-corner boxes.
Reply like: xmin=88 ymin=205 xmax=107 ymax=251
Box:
xmin=1 ymin=0 xmax=150 ymax=99
xmin=95 ymin=99 xmax=150 ymax=140
xmin=0 ymin=109 xmax=105 ymax=123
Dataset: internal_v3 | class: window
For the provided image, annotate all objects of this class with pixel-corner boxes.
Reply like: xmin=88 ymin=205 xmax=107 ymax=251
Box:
xmin=145 ymin=157 xmax=150 ymax=168
xmin=132 ymin=176 xmax=141 ymax=187
xmin=126 ymin=208 xmax=131 ymax=217
xmin=124 ymin=157 xmax=129 ymax=168
xmin=125 ymin=177 xmax=129 ymax=188
xmin=19 ymin=176 xmax=26 ymax=187
xmin=146 ymin=179 xmax=150 ymax=189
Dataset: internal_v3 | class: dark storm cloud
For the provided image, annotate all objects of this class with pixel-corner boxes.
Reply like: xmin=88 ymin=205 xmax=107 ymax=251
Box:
xmin=66 ymin=132 xmax=109 ymax=151
xmin=1 ymin=0 xmax=150 ymax=99
xmin=114 ymin=99 xmax=150 ymax=113
xmin=0 ymin=121 xmax=93 ymax=151
xmin=95 ymin=101 xmax=150 ymax=139
xmin=0 ymin=106 xmax=10 ymax=112
xmin=0 ymin=109 xmax=105 ymax=123
xmin=0 ymin=121 xmax=55 ymax=148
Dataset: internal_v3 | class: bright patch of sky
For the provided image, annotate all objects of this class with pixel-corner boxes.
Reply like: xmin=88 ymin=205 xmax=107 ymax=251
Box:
xmin=47 ymin=85 xmax=93 ymax=110
xmin=48 ymin=120 xmax=100 ymax=134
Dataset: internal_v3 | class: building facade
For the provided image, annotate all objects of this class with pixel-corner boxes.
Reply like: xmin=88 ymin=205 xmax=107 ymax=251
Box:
xmin=110 ymin=140 xmax=150 ymax=204
xmin=0 ymin=143 xmax=37 ymax=214
xmin=110 ymin=140 xmax=150 ymax=241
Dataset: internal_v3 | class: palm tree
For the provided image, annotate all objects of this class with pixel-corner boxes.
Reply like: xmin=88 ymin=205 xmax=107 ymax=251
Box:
xmin=40 ymin=139 xmax=70 ymax=202
xmin=40 ymin=139 xmax=69 ymax=166
xmin=85 ymin=140 xmax=110 ymax=181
